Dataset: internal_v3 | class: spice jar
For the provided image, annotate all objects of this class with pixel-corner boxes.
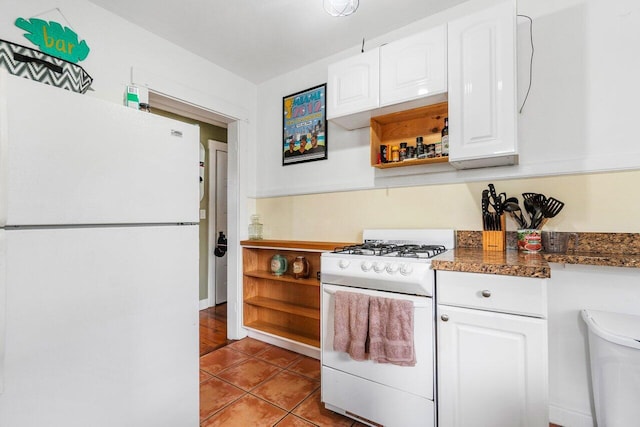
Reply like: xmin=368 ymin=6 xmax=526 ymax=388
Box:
xmin=399 ymin=142 xmax=407 ymax=161
xmin=391 ymin=146 xmax=400 ymax=162
xmin=292 ymin=256 xmax=310 ymax=279
xmin=426 ymin=144 xmax=436 ymax=158
xmin=379 ymin=145 xmax=388 ymax=163
xmin=416 ymin=137 xmax=425 ymax=158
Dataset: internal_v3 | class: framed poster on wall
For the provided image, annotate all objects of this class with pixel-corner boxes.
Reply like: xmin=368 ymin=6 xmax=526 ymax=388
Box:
xmin=282 ymin=84 xmax=327 ymax=166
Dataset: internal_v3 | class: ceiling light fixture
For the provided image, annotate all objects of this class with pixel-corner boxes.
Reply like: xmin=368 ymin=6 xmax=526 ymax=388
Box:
xmin=323 ymin=0 xmax=359 ymax=17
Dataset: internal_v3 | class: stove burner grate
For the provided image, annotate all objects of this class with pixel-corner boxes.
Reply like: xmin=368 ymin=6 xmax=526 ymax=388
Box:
xmin=333 ymin=243 xmax=447 ymax=259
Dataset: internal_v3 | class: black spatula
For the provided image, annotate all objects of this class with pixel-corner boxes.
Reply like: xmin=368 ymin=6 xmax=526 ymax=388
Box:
xmin=543 ymin=197 xmax=565 ymax=218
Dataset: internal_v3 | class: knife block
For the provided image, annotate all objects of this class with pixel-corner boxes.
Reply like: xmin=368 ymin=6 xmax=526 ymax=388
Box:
xmin=482 ymin=215 xmax=506 ymax=251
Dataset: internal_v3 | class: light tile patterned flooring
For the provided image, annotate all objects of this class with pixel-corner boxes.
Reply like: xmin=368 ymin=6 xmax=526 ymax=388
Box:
xmin=199 ymin=337 xmax=364 ymax=426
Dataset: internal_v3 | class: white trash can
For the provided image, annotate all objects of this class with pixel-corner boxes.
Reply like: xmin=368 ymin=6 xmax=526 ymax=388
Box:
xmin=582 ymin=309 xmax=640 ymax=427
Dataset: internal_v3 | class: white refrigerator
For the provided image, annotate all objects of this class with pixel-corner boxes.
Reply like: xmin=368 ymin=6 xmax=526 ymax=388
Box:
xmin=0 ymin=70 xmax=200 ymax=426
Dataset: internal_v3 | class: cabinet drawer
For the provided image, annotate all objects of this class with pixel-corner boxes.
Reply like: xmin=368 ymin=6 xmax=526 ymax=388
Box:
xmin=436 ymin=271 xmax=547 ymax=318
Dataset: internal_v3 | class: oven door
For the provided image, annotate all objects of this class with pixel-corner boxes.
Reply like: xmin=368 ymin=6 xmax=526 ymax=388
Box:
xmin=321 ymin=283 xmax=434 ymax=399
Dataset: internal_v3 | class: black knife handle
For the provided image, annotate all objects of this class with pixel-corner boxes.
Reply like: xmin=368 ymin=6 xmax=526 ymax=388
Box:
xmin=488 ymin=183 xmax=502 ymax=214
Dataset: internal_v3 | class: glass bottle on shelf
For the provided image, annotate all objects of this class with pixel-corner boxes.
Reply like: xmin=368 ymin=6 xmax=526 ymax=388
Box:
xmin=248 ymin=214 xmax=263 ymax=240
xmin=441 ymin=117 xmax=449 ymax=157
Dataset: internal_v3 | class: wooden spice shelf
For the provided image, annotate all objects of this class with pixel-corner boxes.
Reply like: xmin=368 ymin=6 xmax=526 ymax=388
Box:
xmin=370 ymin=102 xmax=449 ymax=167
xmin=373 ymin=156 xmax=449 ymax=169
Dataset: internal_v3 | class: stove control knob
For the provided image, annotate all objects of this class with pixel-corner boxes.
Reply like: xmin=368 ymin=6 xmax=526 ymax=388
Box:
xmin=338 ymin=259 xmax=351 ymax=269
xmin=386 ymin=263 xmax=400 ymax=274
xmin=373 ymin=262 xmax=386 ymax=273
xmin=400 ymin=263 xmax=414 ymax=276
xmin=361 ymin=261 xmax=373 ymax=272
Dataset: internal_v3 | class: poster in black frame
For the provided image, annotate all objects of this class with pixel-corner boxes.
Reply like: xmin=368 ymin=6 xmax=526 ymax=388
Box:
xmin=282 ymin=83 xmax=327 ymax=166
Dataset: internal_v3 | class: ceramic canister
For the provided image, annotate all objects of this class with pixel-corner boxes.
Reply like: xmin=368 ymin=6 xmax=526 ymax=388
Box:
xmin=292 ymin=256 xmax=310 ymax=279
xmin=270 ymin=254 xmax=287 ymax=276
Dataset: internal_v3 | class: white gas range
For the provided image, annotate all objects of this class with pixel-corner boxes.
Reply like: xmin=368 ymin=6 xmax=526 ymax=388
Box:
xmin=320 ymin=229 xmax=455 ymax=427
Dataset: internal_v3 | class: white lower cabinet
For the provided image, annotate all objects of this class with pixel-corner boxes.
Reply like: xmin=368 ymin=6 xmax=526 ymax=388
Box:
xmin=436 ymin=271 xmax=548 ymax=427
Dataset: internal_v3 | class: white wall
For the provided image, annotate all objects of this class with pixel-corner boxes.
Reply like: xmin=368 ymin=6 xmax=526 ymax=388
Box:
xmin=0 ymin=0 xmax=256 ymax=110
xmin=251 ymin=0 xmax=640 ymax=235
xmin=252 ymin=0 xmax=640 ymax=425
xmin=254 ymin=0 xmax=640 ymax=198
xmin=256 ymin=170 xmax=640 ymax=242
xmin=254 ymin=0 xmax=503 ymax=198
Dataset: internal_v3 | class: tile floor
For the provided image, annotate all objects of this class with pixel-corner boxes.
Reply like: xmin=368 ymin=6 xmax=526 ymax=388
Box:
xmin=198 ymin=306 xmax=563 ymax=427
xmin=199 ymin=337 xmax=364 ymax=426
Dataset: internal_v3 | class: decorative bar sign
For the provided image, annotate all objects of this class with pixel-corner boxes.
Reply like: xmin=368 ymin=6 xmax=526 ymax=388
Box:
xmin=14 ymin=17 xmax=90 ymax=63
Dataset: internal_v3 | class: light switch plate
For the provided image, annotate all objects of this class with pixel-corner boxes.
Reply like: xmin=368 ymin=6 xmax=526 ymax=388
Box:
xmin=200 ymin=209 xmax=206 ymax=219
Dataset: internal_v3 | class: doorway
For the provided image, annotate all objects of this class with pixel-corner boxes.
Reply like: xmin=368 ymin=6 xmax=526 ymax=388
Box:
xmin=136 ymin=71 xmax=248 ymax=343
xmin=208 ymin=140 xmax=228 ymax=306
xmin=147 ymin=94 xmax=229 ymax=309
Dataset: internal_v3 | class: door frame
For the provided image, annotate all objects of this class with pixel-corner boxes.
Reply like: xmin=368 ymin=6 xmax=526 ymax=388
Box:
xmin=133 ymin=65 xmax=250 ymax=341
xmin=207 ymin=140 xmax=228 ymax=307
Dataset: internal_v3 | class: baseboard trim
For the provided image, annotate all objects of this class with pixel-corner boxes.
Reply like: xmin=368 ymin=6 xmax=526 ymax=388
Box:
xmin=199 ymin=298 xmax=211 ymax=310
xmin=549 ymin=404 xmax=594 ymax=427
xmin=246 ymin=328 xmax=320 ymax=360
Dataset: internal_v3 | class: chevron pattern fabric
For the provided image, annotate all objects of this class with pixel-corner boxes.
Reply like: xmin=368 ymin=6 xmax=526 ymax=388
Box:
xmin=0 ymin=39 xmax=93 ymax=94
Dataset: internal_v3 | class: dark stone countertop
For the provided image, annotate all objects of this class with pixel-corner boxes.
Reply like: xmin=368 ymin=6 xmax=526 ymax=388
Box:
xmin=431 ymin=231 xmax=640 ymax=278
xmin=432 ymin=248 xmax=551 ymax=278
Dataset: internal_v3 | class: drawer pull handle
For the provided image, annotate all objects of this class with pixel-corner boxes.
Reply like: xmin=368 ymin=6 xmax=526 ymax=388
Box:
xmin=481 ymin=290 xmax=492 ymax=298
xmin=441 ymin=314 xmax=449 ymax=322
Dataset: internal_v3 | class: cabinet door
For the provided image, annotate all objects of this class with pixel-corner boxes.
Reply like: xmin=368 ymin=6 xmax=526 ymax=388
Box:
xmin=437 ymin=305 xmax=548 ymax=427
xmin=327 ymin=48 xmax=379 ymax=120
xmin=447 ymin=0 xmax=517 ymax=167
xmin=380 ymin=25 xmax=447 ymax=107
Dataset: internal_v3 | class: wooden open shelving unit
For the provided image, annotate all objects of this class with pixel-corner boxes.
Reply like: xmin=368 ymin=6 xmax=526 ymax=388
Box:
xmin=241 ymin=239 xmax=354 ymax=349
xmin=370 ymin=102 xmax=449 ymax=168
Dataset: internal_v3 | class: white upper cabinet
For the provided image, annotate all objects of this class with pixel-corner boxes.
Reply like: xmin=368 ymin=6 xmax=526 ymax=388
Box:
xmin=326 ymin=48 xmax=380 ymax=128
xmin=447 ymin=0 xmax=518 ymax=169
xmin=327 ymin=25 xmax=448 ymax=130
xmin=380 ymin=25 xmax=447 ymax=107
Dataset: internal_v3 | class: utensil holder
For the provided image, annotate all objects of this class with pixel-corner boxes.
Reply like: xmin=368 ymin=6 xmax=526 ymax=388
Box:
xmin=482 ymin=215 xmax=506 ymax=251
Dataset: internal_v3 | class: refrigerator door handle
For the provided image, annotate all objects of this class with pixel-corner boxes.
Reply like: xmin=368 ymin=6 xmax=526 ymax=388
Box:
xmin=0 ymin=229 xmax=6 ymax=394
xmin=0 ymin=70 xmax=7 ymax=228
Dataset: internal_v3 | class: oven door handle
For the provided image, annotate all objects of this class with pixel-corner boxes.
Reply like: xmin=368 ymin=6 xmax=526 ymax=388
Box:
xmin=322 ymin=287 xmax=430 ymax=308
